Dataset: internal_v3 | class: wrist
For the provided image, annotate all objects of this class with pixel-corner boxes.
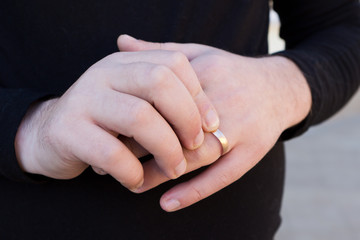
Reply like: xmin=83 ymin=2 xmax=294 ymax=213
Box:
xmin=258 ymin=56 xmax=312 ymax=131
xmin=15 ymin=98 xmax=57 ymax=174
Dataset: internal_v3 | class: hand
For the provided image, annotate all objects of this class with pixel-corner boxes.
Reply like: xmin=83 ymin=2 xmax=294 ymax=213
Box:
xmin=117 ymin=35 xmax=312 ymax=210
xmin=15 ymin=50 xmax=220 ymax=191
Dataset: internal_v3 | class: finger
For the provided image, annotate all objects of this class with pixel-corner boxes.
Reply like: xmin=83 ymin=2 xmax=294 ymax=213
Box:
xmin=159 ymin=147 xmax=254 ymax=212
xmin=118 ymin=135 xmax=149 ymax=158
xmin=135 ymin=132 xmax=223 ymax=192
xmin=104 ymin=61 xmax=204 ymax=150
xmin=117 ymin=34 xmax=213 ymax=61
xmin=91 ymin=90 xmax=186 ymax=179
xmin=109 ymin=51 xmax=219 ymax=132
xmin=72 ymin=123 xmax=144 ymax=191
xmin=101 ymin=130 xmax=150 ymax=159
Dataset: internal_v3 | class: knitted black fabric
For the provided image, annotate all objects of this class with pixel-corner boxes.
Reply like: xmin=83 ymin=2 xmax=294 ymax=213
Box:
xmin=0 ymin=0 xmax=359 ymax=239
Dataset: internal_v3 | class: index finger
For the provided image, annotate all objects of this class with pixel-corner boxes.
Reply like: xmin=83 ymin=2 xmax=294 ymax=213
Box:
xmin=117 ymin=34 xmax=213 ymax=61
xmin=159 ymin=147 xmax=254 ymax=212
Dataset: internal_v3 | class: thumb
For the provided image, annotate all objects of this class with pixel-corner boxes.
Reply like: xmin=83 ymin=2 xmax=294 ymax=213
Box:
xmin=117 ymin=34 xmax=213 ymax=60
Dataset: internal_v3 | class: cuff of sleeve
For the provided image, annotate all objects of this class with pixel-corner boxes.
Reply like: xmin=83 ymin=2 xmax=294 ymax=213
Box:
xmin=0 ymin=88 xmax=55 ymax=182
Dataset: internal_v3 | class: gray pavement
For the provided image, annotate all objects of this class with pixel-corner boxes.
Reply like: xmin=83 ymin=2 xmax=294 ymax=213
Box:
xmin=275 ymin=91 xmax=360 ymax=239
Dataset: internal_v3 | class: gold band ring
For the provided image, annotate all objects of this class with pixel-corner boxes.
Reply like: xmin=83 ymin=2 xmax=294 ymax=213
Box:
xmin=211 ymin=129 xmax=229 ymax=155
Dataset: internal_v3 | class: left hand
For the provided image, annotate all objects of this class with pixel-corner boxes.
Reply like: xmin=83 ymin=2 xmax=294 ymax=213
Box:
xmin=117 ymin=35 xmax=312 ymax=211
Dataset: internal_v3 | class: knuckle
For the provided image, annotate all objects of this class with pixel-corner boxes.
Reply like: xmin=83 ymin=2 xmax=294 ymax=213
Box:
xmin=204 ymin=54 xmax=226 ymax=72
xmin=196 ymin=55 xmax=226 ymax=84
xmin=129 ymin=100 xmax=153 ymax=126
xmin=168 ymin=51 xmax=188 ymax=68
xmin=189 ymin=184 xmax=205 ymax=202
xmin=148 ymin=65 xmax=174 ymax=89
xmin=101 ymin=144 xmax=124 ymax=167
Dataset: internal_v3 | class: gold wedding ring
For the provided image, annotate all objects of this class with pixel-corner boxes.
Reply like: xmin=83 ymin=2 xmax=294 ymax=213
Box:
xmin=211 ymin=129 xmax=229 ymax=155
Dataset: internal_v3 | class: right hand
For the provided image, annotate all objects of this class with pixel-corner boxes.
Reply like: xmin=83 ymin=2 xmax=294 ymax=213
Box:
xmin=14 ymin=50 xmax=219 ymax=191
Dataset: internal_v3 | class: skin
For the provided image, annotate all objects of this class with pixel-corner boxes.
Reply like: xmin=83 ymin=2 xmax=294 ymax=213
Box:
xmin=117 ymin=35 xmax=312 ymax=211
xmin=14 ymin=50 xmax=220 ymax=191
xmin=15 ymin=33 xmax=312 ymax=212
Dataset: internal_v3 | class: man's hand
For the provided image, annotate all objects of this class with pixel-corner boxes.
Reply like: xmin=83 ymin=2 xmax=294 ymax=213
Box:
xmin=15 ymin=50 xmax=219 ymax=191
xmin=118 ymin=35 xmax=312 ymax=210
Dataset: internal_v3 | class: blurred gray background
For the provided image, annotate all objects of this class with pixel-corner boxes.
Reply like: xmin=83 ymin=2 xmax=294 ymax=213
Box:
xmin=276 ymin=92 xmax=360 ymax=240
xmin=269 ymin=10 xmax=360 ymax=240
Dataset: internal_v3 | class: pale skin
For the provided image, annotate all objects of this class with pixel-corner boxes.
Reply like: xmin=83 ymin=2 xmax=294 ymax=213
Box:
xmin=116 ymin=35 xmax=312 ymax=211
xmin=15 ymin=34 xmax=311 ymax=212
xmin=14 ymin=50 xmax=220 ymax=191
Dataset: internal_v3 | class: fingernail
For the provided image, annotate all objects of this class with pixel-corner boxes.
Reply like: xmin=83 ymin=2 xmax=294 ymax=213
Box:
xmin=175 ymin=159 xmax=187 ymax=177
xmin=193 ymin=130 xmax=204 ymax=149
xmin=163 ymin=199 xmax=181 ymax=212
xmin=205 ymin=109 xmax=219 ymax=131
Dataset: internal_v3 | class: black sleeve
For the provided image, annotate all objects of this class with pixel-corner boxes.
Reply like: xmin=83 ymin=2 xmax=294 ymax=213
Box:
xmin=273 ymin=0 xmax=360 ymax=140
xmin=0 ymin=88 xmax=52 ymax=181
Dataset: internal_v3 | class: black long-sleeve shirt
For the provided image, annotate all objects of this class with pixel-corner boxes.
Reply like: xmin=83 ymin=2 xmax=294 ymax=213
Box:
xmin=0 ymin=0 xmax=359 ymax=239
